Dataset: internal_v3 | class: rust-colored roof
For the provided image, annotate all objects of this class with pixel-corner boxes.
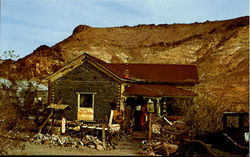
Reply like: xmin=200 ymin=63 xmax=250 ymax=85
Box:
xmin=107 ymin=63 xmax=199 ymax=84
xmin=87 ymin=54 xmax=199 ymax=84
xmin=46 ymin=53 xmax=199 ymax=85
xmin=124 ymin=84 xmax=197 ymax=97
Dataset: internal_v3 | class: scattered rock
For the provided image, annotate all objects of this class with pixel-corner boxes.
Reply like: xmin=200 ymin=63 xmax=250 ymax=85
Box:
xmin=96 ymin=144 xmax=104 ymax=151
xmin=162 ymin=142 xmax=178 ymax=156
xmin=139 ymin=140 xmax=178 ymax=156
xmin=31 ymin=133 xmax=114 ymax=151
xmin=88 ymin=145 xmax=95 ymax=149
xmin=43 ymin=140 xmax=50 ymax=145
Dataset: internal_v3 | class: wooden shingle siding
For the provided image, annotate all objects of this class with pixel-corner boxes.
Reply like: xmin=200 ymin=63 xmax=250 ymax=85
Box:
xmin=53 ymin=61 xmax=120 ymax=122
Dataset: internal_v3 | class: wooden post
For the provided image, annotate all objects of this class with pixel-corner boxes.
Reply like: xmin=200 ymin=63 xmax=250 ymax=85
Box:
xmin=105 ymin=115 xmax=109 ymax=132
xmin=156 ymin=98 xmax=161 ymax=116
xmin=105 ymin=115 xmax=111 ymax=144
xmin=102 ymin=123 xmax=106 ymax=150
xmin=109 ymin=110 xmax=114 ymax=127
xmin=52 ymin=110 xmax=55 ymax=126
xmin=38 ymin=110 xmax=53 ymax=134
xmin=148 ymin=113 xmax=152 ymax=142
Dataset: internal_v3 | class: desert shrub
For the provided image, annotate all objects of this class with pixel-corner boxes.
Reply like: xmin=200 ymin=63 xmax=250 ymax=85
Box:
xmin=183 ymin=92 xmax=249 ymax=134
xmin=163 ymin=97 xmax=193 ymax=116
xmin=0 ymin=80 xmax=40 ymax=133
xmin=0 ymin=80 xmax=21 ymax=132
xmin=18 ymin=82 xmax=39 ymax=117
xmin=171 ymin=98 xmax=193 ymax=116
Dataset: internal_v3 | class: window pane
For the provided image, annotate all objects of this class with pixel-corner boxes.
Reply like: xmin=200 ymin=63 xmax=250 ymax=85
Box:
xmin=226 ymin=116 xmax=239 ymax=128
xmin=80 ymin=94 xmax=92 ymax=107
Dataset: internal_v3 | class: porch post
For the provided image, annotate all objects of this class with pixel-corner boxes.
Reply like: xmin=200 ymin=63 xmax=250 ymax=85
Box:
xmin=148 ymin=112 xmax=152 ymax=141
xmin=156 ymin=98 xmax=161 ymax=116
xmin=120 ymin=83 xmax=126 ymax=111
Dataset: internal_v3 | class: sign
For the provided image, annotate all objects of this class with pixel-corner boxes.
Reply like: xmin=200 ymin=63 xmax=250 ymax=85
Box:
xmin=61 ymin=117 xmax=66 ymax=134
xmin=77 ymin=108 xmax=94 ymax=121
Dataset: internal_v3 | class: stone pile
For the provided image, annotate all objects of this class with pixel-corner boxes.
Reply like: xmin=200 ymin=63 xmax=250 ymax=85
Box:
xmin=31 ymin=133 xmax=114 ymax=150
xmin=138 ymin=140 xmax=178 ymax=156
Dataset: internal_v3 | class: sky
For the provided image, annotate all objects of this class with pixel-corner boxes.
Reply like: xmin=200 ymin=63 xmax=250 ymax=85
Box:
xmin=0 ymin=0 xmax=249 ymax=59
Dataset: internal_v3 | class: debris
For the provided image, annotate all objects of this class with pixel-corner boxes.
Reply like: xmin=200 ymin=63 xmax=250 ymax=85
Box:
xmin=110 ymin=124 xmax=120 ymax=133
xmin=162 ymin=142 xmax=178 ymax=156
xmin=137 ymin=115 xmax=190 ymax=156
xmin=43 ymin=140 xmax=50 ymax=145
xmin=142 ymin=140 xmax=147 ymax=144
xmin=96 ymin=144 xmax=104 ymax=151
xmin=152 ymin=123 xmax=161 ymax=134
xmin=51 ymin=126 xmax=61 ymax=135
xmin=163 ymin=116 xmax=173 ymax=126
xmin=160 ymin=118 xmax=189 ymax=145
xmin=138 ymin=140 xmax=178 ymax=156
xmin=31 ymin=133 xmax=115 ymax=151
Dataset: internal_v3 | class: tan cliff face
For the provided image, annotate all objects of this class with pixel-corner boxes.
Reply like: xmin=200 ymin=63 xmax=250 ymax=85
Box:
xmin=0 ymin=16 xmax=249 ymax=110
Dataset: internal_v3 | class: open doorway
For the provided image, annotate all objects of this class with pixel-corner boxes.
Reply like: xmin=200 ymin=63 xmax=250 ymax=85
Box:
xmin=125 ymin=96 xmax=157 ymax=131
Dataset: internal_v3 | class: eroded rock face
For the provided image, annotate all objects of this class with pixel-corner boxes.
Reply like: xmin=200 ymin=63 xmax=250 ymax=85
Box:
xmin=0 ymin=16 xmax=248 ymax=110
xmin=73 ymin=25 xmax=91 ymax=34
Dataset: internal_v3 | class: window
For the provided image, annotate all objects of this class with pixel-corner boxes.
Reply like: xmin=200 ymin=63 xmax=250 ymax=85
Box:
xmin=76 ymin=92 xmax=96 ymax=108
xmin=80 ymin=94 xmax=92 ymax=107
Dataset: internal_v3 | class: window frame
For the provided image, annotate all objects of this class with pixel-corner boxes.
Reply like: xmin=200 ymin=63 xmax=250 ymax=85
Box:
xmin=76 ymin=92 xmax=96 ymax=109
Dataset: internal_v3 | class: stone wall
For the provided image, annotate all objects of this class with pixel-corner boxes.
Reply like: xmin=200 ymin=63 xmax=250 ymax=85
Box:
xmin=53 ymin=61 xmax=120 ymax=122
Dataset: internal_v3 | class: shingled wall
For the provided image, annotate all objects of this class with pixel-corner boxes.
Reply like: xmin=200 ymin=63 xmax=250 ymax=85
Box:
xmin=53 ymin=61 xmax=120 ymax=122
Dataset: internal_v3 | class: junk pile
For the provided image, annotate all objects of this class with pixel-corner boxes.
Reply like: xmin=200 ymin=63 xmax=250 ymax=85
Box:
xmin=138 ymin=140 xmax=178 ymax=156
xmin=138 ymin=116 xmax=190 ymax=156
xmin=161 ymin=120 xmax=189 ymax=145
xmin=66 ymin=121 xmax=120 ymax=133
xmin=31 ymin=133 xmax=115 ymax=150
xmin=152 ymin=116 xmax=190 ymax=144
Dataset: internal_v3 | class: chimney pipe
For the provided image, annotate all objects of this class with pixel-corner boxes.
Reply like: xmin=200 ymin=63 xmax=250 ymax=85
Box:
xmin=123 ymin=63 xmax=129 ymax=78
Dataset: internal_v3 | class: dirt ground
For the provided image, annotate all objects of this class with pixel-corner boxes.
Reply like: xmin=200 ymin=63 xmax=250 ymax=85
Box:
xmin=5 ymin=135 xmax=143 ymax=156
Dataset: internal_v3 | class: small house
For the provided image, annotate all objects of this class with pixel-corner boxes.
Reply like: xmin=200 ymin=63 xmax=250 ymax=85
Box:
xmin=44 ymin=53 xmax=199 ymax=125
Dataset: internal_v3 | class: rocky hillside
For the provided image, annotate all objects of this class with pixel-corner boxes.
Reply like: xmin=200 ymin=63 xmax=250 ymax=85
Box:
xmin=0 ymin=16 xmax=249 ymax=109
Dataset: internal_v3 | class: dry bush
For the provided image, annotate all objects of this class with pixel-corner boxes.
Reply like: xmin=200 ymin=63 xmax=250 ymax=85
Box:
xmin=183 ymin=91 xmax=249 ymax=134
xmin=0 ymin=80 xmax=42 ymax=154
xmin=0 ymin=82 xmax=22 ymax=154
xmin=18 ymin=82 xmax=39 ymax=117
xmin=0 ymin=80 xmax=40 ymax=134
xmin=0 ymin=81 xmax=20 ymax=132
xmin=170 ymin=98 xmax=193 ymax=116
